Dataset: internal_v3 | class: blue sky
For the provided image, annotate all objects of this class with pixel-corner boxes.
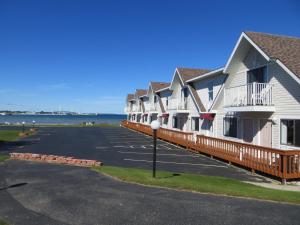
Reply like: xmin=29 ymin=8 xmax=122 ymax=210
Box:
xmin=0 ymin=0 xmax=299 ymax=113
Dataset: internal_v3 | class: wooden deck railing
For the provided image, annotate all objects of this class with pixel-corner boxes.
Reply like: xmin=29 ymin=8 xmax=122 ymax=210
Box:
xmin=121 ymin=120 xmax=300 ymax=181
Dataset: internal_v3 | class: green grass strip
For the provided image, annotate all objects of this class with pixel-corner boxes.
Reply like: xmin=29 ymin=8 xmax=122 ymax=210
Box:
xmin=0 ymin=130 xmax=21 ymax=142
xmin=0 ymin=219 xmax=10 ymax=225
xmin=94 ymin=166 xmax=300 ymax=204
xmin=0 ymin=154 xmax=9 ymax=163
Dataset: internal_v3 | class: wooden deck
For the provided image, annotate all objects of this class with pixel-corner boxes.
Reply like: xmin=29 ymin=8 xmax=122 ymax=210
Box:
xmin=121 ymin=120 xmax=300 ymax=182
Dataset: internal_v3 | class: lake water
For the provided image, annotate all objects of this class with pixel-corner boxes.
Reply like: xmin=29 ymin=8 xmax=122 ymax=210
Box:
xmin=0 ymin=114 xmax=127 ymax=125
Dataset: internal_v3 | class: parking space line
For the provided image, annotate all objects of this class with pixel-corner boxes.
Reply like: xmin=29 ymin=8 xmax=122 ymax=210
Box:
xmin=112 ymin=144 xmax=183 ymax=151
xmin=123 ymin=159 xmax=228 ymax=168
xmin=96 ymin=146 xmax=109 ymax=149
xmin=118 ymin=151 xmax=198 ymax=157
xmin=160 ymin=144 xmax=172 ymax=150
xmin=110 ymin=142 xmax=154 ymax=144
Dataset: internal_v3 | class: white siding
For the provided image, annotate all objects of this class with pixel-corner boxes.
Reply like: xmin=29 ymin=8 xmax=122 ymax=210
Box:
xmin=216 ymin=44 xmax=300 ymax=150
xmin=269 ymin=63 xmax=300 ymax=149
xmin=193 ymin=74 xmax=227 ymax=111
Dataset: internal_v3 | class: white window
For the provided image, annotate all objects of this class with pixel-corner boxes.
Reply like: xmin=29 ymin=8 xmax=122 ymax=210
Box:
xmin=281 ymin=119 xmax=300 ymax=147
xmin=191 ymin=117 xmax=199 ymax=131
xmin=173 ymin=116 xmax=178 ymax=128
xmin=224 ymin=117 xmax=238 ymax=138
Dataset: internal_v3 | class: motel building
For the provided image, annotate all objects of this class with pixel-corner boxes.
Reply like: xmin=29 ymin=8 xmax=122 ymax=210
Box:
xmin=125 ymin=31 xmax=300 ymax=151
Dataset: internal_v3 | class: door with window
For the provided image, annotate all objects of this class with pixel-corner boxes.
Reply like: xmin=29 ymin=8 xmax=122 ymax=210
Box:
xmin=260 ymin=119 xmax=272 ymax=147
xmin=243 ymin=119 xmax=253 ymax=143
xmin=247 ymin=66 xmax=267 ymax=105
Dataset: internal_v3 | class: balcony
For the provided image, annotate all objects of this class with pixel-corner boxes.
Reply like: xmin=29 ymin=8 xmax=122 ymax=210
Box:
xmin=167 ymin=99 xmax=189 ymax=112
xmin=224 ymin=83 xmax=275 ymax=112
xmin=149 ymin=103 xmax=158 ymax=112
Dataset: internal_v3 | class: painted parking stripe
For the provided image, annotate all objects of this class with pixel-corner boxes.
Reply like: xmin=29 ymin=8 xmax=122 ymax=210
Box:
xmin=112 ymin=144 xmax=182 ymax=150
xmin=118 ymin=151 xmax=198 ymax=157
xmin=123 ymin=159 xmax=228 ymax=168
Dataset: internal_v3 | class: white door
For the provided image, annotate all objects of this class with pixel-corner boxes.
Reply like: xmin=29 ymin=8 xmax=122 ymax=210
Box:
xmin=243 ymin=119 xmax=253 ymax=143
xmin=260 ymin=119 xmax=272 ymax=147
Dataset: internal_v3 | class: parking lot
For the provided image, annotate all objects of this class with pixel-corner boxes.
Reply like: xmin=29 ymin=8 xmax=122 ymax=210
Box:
xmin=2 ymin=126 xmax=267 ymax=182
xmin=1 ymin=126 xmax=300 ymax=225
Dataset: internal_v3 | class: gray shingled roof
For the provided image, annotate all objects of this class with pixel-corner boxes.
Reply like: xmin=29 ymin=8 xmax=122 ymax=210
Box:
xmin=126 ymin=94 xmax=135 ymax=101
xmin=150 ymin=82 xmax=170 ymax=92
xmin=177 ymin=68 xmax=212 ymax=83
xmin=245 ymin=31 xmax=300 ymax=79
xmin=135 ymin=89 xmax=147 ymax=98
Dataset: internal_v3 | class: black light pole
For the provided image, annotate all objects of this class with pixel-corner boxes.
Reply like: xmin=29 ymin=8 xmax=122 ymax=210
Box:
xmin=150 ymin=120 xmax=160 ymax=178
xmin=22 ymin=121 xmax=25 ymax=133
xmin=153 ymin=129 xmax=157 ymax=178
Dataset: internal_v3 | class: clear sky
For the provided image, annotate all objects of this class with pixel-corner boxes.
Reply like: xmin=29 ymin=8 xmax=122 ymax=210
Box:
xmin=0 ymin=0 xmax=299 ymax=113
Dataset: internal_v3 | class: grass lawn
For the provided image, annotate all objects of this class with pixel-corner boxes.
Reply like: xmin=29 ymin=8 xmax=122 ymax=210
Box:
xmin=0 ymin=219 xmax=10 ymax=225
xmin=0 ymin=154 xmax=9 ymax=162
xmin=94 ymin=166 xmax=300 ymax=204
xmin=0 ymin=130 xmax=21 ymax=142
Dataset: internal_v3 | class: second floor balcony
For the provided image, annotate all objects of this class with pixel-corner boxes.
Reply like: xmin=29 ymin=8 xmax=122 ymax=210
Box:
xmin=224 ymin=82 xmax=275 ymax=112
xmin=167 ymin=98 xmax=188 ymax=111
xmin=125 ymin=105 xmax=141 ymax=113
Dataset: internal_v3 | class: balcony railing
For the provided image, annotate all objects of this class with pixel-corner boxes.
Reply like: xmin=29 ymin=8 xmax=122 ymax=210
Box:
xmin=121 ymin=120 xmax=300 ymax=181
xmin=167 ymin=99 xmax=188 ymax=110
xmin=224 ymin=83 xmax=273 ymax=107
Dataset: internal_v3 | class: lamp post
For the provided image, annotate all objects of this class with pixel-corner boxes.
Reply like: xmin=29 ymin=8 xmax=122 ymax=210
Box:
xmin=22 ymin=121 xmax=25 ymax=133
xmin=32 ymin=120 xmax=36 ymax=128
xmin=150 ymin=120 xmax=160 ymax=178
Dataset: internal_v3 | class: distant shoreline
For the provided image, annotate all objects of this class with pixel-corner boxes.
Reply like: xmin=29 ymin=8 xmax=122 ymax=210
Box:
xmin=0 ymin=114 xmax=126 ymax=125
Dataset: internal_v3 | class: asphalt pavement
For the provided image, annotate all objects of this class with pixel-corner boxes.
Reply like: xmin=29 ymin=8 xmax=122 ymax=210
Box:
xmin=1 ymin=126 xmax=267 ymax=182
xmin=0 ymin=160 xmax=299 ymax=225
xmin=1 ymin=126 xmax=298 ymax=225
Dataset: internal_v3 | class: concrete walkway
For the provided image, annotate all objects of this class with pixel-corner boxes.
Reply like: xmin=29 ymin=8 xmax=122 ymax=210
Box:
xmin=246 ymin=181 xmax=300 ymax=192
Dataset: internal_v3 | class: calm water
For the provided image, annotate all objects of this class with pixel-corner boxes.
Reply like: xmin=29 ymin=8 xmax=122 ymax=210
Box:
xmin=0 ymin=114 xmax=126 ymax=125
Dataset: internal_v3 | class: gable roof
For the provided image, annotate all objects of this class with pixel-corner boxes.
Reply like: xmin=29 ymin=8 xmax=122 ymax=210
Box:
xmin=126 ymin=94 xmax=135 ymax=102
xmin=185 ymin=67 xmax=224 ymax=83
xmin=177 ymin=68 xmax=212 ymax=84
xmin=244 ymin=31 xmax=300 ymax=79
xmin=135 ymin=89 xmax=147 ymax=98
xmin=155 ymin=83 xmax=170 ymax=93
xmin=150 ymin=82 xmax=170 ymax=92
